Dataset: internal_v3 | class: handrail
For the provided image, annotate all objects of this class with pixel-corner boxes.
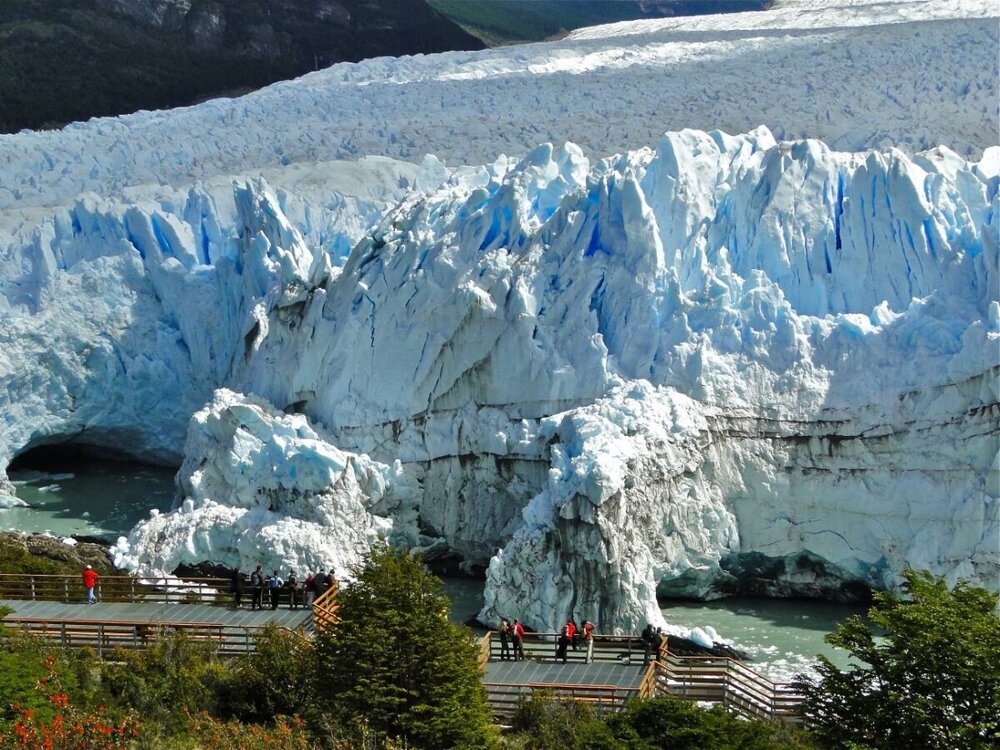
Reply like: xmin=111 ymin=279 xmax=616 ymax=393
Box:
xmin=0 ymin=615 xmax=299 ymax=657
xmin=477 ymin=631 xmax=492 ymax=669
xmin=654 ymin=647 xmax=803 ymax=722
xmin=0 ymin=572 xmax=233 ymax=605
xmin=310 ymin=579 xmax=339 ymax=633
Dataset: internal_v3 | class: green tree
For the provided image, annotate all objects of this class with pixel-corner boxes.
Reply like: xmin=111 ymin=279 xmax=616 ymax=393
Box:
xmin=798 ymin=569 xmax=1000 ymax=749
xmin=219 ymin=624 xmax=315 ymax=724
xmin=313 ymin=544 xmax=496 ymax=749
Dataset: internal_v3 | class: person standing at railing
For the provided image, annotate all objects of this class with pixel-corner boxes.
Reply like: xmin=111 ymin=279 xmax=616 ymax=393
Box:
xmin=304 ymin=572 xmax=316 ymax=607
xmin=230 ymin=566 xmax=245 ymax=609
xmin=512 ymin=619 xmax=526 ymax=661
xmin=641 ymin=623 xmax=656 ymax=666
xmin=268 ymin=570 xmax=284 ymax=610
xmin=566 ymin=618 xmax=578 ymax=650
xmin=286 ymin=570 xmax=299 ymax=610
xmin=582 ymin=619 xmax=596 ymax=664
xmin=556 ymin=623 xmax=571 ymax=663
xmin=81 ymin=565 xmax=99 ymax=604
xmin=498 ymin=618 xmax=511 ymax=661
xmin=250 ymin=565 xmax=265 ymax=610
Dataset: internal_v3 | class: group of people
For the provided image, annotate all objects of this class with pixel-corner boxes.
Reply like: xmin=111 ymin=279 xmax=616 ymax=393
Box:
xmin=229 ymin=566 xmax=335 ymax=610
xmin=497 ymin=617 xmax=599 ymax=664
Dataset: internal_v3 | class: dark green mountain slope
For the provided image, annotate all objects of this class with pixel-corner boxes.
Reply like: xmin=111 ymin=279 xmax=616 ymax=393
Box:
xmin=427 ymin=1 xmax=771 ymax=44
xmin=0 ymin=0 xmax=484 ymax=133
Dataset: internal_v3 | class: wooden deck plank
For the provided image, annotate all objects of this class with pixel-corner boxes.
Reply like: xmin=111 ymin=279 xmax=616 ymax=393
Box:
xmin=484 ymin=658 xmax=644 ymax=689
xmin=1 ymin=599 xmax=311 ymax=630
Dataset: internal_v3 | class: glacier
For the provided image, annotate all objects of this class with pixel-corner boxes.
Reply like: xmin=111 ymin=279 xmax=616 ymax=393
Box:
xmin=1 ymin=0 xmax=998 ymax=633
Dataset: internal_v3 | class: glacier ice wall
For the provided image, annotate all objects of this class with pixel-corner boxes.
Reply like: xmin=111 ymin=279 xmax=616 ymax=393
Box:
xmin=201 ymin=127 xmax=996 ymax=630
xmin=0 ymin=158 xmax=421 ymax=509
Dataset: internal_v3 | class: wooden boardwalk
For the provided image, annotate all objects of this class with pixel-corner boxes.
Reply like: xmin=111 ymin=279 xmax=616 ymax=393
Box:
xmin=0 ymin=599 xmax=311 ymax=629
xmin=0 ymin=573 xmax=326 ymax=656
xmin=477 ymin=630 xmax=804 ymax=722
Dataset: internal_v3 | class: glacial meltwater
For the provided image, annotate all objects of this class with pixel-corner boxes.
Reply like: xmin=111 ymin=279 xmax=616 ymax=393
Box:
xmin=3 ymin=460 xmax=862 ymax=679
xmin=4 ymin=458 xmax=175 ymax=540
xmin=441 ymin=577 xmax=861 ymax=681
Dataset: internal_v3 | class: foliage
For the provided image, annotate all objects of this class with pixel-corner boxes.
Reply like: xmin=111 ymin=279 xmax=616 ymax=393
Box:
xmin=606 ymin=696 xmax=815 ymax=750
xmin=797 ymin=570 xmax=1000 ymax=750
xmin=218 ymin=624 xmax=315 ymax=724
xmin=0 ymin=654 xmax=140 ymax=749
xmin=507 ymin=692 xmax=814 ymax=750
xmin=184 ymin=712 xmax=311 ymax=750
xmin=508 ymin=692 xmax=621 ymax=749
xmin=99 ymin=633 xmax=228 ymax=733
xmin=314 ymin=543 xmax=496 ymax=749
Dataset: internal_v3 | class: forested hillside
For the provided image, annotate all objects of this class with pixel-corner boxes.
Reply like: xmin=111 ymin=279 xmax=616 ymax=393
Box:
xmin=0 ymin=0 xmax=483 ymax=133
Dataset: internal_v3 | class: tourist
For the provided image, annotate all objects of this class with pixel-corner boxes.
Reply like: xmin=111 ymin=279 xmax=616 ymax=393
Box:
xmin=286 ymin=570 xmax=299 ymax=610
xmin=641 ymin=623 xmax=656 ymax=666
xmin=304 ymin=571 xmax=316 ymax=607
xmin=582 ymin=619 xmax=596 ymax=663
xmin=81 ymin=564 xmax=99 ymax=604
xmin=316 ymin=569 xmax=329 ymax=597
xmin=268 ymin=570 xmax=284 ymax=610
xmin=566 ymin=618 xmax=578 ymax=650
xmin=556 ymin=622 xmax=570 ymax=663
xmin=498 ymin=618 xmax=511 ymax=660
xmin=250 ymin=565 xmax=265 ymax=610
xmin=512 ymin=619 xmax=526 ymax=661
xmin=230 ymin=566 xmax=245 ymax=609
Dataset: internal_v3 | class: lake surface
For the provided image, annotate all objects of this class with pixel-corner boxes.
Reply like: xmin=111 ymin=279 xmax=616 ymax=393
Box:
xmin=3 ymin=458 xmax=862 ymax=679
xmin=4 ymin=459 xmax=176 ymax=540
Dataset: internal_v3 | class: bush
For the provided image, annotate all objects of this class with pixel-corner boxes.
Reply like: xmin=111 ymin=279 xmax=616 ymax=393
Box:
xmin=0 ymin=653 xmax=141 ymax=749
xmin=218 ymin=624 xmax=315 ymax=724
xmin=100 ymin=632 xmax=228 ymax=733
xmin=797 ymin=570 xmax=1000 ymax=749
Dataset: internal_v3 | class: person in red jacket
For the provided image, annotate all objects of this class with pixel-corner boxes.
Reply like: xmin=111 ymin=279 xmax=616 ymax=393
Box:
xmin=82 ymin=565 xmax=99 ymax=604
xmin=512 ymin=619 xmax=526 ymax=661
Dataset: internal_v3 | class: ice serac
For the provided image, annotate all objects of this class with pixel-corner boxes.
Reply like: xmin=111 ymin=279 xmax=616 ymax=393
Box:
xmin=230 ymin=128 xmax=997 ymax=631
xmin=0 ymin=162 xmax=416 ymax=477
xmin=112 ymin=388 xmax=415 ymax=578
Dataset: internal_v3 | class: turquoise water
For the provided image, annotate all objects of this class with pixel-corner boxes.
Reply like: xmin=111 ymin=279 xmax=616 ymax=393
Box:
xmin=659 ymin=597 xmax=863 ymax=682
xmin=2 ymin=459 xmax=862 ymax=678
xmin=4 ymin=460 xmax=176 ymax=540
xmin=440 ymin=577 xmax=862 ymax=680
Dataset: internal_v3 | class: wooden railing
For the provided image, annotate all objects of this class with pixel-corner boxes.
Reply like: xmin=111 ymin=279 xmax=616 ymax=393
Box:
xmin=0 ymin=573 xmax=233 ymax=605
xmin=654 ymin=647 xmax=804 ymax=723
xmin=480 ymin=630 xmax=651 ymax=664
xmin=478 ymin=629 xmax=804 ymax=722
xmin=2 ymin=617 xmax=265 ymax=656
xmin=483 ymin=682 xmax=640 ymax=718
xmin=310 ymin=580 xmax=339 ymax=633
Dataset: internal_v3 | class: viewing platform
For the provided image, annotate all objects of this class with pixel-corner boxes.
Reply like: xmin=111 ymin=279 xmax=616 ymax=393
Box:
xmin=0 ymin=573 xmax=802 ymax=722
xmin=0 ymin=573 xmax=330 ymax=656
xmin=476 ymin=629 xmax=804 ymax=723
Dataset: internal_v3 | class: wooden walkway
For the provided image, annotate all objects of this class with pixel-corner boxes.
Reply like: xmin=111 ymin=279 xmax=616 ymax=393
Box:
xmin=477 ymin=630 xmax=804 ymax=723
xmin=0 ymin=599 xmax=311 ymax=629
xmin=0 ymin=573 xmax=329 ymax=656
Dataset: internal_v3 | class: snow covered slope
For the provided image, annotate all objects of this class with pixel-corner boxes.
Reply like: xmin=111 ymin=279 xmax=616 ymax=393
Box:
xmin=1 ymin=0 xmax=997 ymax=632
